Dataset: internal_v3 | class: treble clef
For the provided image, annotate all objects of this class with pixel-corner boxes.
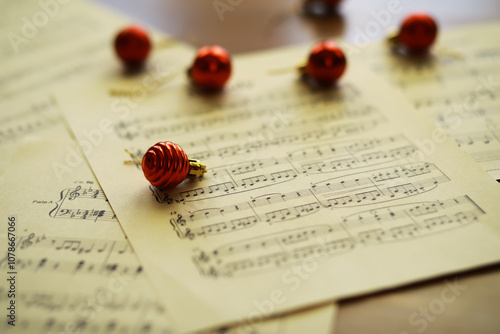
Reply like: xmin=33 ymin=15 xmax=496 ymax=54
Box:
xmin=185 ymin=228 xmax=195 ymax=240
xmin=176 ymin=214 xmax=186 ymax=226
xmin=170 ymin=214 xmax=186 ymax=226
xmin=68 ymin=186 xmax=81 ymax=201
xmin=20 ymin=233 xmax=35 ymax=249
xmin=162 ymin=193 xmax=174 ymax=204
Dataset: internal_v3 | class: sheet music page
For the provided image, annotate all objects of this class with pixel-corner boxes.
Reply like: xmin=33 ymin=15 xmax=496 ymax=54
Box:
xmin=0 ymin=0 xmax=192 ymax=100
xmin=0 ymin=128 xmax=174 ymax=333
xmin=0 ymin=2 xmax=338 ymax=332
xmin=0 ymin=122 xmax=337 ymax=334
xmin=359 ymin=22 xmax=500 ymax=179
xmin=1 ymin=0 xmax=124 ymax=100
xmin=58 ymin=41 xmax=500 ymax=332
xmin=0 ymin=0 xmax=193 ymax=174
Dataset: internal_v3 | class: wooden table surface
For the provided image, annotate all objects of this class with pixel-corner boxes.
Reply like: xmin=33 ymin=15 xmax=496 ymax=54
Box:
xmin=91 ymin=0 xmax=500 ymax=333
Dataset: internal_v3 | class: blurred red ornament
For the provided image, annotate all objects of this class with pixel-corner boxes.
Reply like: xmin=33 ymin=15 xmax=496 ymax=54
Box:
xmin=303 ymin=0 xmax=343 ymax=16
xmin=396 ymin=13 xmax=438 ymax=53
xmin=307 ymin=0 xmax=342 ymax=6
xmin=114 ymin=26 xmax=151 ymax=66
xmin=304 ymin=40 xmax=347 ymax=85
xmin=188 ymin=45 xmax=232 ymax=90
xmin=142 ymin=142 xmax=206 ymax=190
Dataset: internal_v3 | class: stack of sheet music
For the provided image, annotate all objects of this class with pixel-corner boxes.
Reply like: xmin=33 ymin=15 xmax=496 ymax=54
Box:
xmin=1 ymin=1 xmax=499 ymax=333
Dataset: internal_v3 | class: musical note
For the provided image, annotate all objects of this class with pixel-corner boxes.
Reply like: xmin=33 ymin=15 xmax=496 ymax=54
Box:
xmin=390 ymin=224 xmax=420 ymax=239
xmin=55 ymin=240 xmax=81 ymax=251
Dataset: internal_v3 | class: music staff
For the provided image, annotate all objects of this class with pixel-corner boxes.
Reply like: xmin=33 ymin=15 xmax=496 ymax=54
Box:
xmin=168 ymin=162 xmax=450 ymax=240
xmin=0 ymin=256 xmax=144 ymax=277
xmin=152 ymin=135 xmax=417 ymax=204
xmin=193 ymin=195 xmax=484 ymax=277
xmin=114 ymin=84 xmax=362 ymax=141
xmin=14 ymin=232 xmax=132 ymax=257
xmin=49 ymin=186 xmax=117 ymax=223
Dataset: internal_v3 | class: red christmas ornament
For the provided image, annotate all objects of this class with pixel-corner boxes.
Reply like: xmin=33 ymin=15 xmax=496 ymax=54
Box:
xmin=114 ymin=26 xmax=151 ymax=66
xmin=306 ymin=0 xmax=342 ymax=6
xmin=188 ymin=45 xmax=232 ymax=90
xmin=142 ymin=141 xmax=207 ymax=190
xmin=396 ymin=13 xmax=438 ymax=53
xmin=303 ymin=0 xmax=343 ymax=16
xmin=304 ymin=40 xmax=347 ymax=85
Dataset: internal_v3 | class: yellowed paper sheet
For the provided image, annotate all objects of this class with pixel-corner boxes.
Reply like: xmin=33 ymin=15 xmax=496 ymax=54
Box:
xmin=58 ymin=40 xmax=500 ymax=333
xmin=0 ymin=122 xmax=337 ymax=334
xmin=359 ymin=22 xmax=500 ymax=179
xmin=0 ymin=131 xmax=174 ymax=333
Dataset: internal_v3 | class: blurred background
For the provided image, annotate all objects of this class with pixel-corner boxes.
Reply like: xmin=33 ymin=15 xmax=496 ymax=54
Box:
xmin=92 ymin=0 xmax=500 ymax=53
